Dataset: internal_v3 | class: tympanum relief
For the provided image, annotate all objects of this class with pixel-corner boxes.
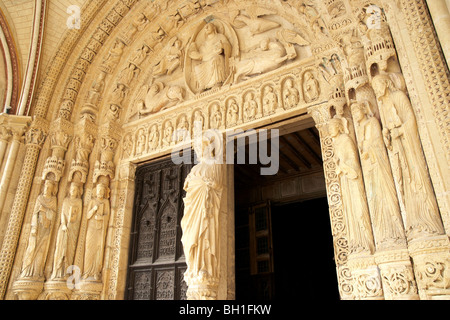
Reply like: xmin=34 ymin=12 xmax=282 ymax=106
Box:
xmin=121 ymin=1 xmax=324 ymax=164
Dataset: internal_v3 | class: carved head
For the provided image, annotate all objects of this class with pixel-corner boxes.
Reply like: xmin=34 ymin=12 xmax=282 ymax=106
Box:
xmin=372 ymin=74 xmax=394 ymax=99
xmin=43 ymin=180 xmax=57 ymax=197
xmin=95 ymin=183 xmax=108 ymax=199
xmin=204 ymin=23 xmax=217 ymax=35
xmin=351 ymin=103 xmax=366 ymax=122
xmin=69 ymin=183 xmax=82 ymax=198
xmin=328 ymin=118 xmax=344 ymax=138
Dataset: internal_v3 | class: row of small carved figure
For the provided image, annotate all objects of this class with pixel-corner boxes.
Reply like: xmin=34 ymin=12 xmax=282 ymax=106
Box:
xmin=122 ymin=73 xmax=321 ymax=159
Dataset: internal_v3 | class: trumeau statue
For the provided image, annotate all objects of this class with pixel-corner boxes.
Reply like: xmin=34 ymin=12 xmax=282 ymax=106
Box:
xmin=352 ymin=102 xmax=406 ymax=250
xmin=181 ymin=133 xmax=224 ymax=294
xmin=20 ymin=180 xmax=58 ymax=280
xmin=82 ymin=183 xmax=111 ymax=281
xmin=372 ymin=74 xmax=445 ymax=240
xmin=328 ymin=117 xmax=375 ymax=255
xmin=51 ymin=183 xmax=83 ymax=280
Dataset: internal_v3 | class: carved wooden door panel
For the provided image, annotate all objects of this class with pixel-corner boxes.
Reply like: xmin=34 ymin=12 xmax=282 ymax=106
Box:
xmin=126 ymin=157 xmax=193 ymax=300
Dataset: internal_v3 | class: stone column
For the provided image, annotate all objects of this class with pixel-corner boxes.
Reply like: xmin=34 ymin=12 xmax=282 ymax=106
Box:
xmin=0 ymin=126 xmax=27 ymax=214
xmin=0 ymin=118 xmax=48 ymax=300
xmin=308 ymin=77 xmax=382 ymax=300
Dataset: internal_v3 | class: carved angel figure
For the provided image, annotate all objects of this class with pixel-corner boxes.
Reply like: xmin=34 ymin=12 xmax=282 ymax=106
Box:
xmin=152 ymin=37 xmax=184 ymax=78
xmin=82 ymin=183 xmax=110 ymax=281
xmin=372 ymin=74 xmax=445 ymax=239
xmin=20 ymin=180 xmax=58 ymax=279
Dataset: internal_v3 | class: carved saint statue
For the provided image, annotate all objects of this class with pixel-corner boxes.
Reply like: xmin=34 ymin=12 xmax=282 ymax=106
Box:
xmin=20 ymin=180 xmax=58 ymax=279
xmin=372 ymin=74 xmax=445 ymax=239
xmin=303 ymin=71 xmax=320 ymax=102
xmin=352 ymin=102 xmax=406 ymax=249
xmin=82 ymin=183 xmax=110 ymax=281
xmin=283 ymin=79 xmax=300 ymax=109
xmin=263 ymin=86 xmax=278 ymax=115
xmin=227 ymin=99 xmax=239 ymax=126
xmin=210 ymin=105 xmax=222 ymax=129
xmin=328 ymin=118 xmax=375 ymax=255
xmin=243 ymin=93 xmax=258 ymax=121
xmin=51 ymin=183 xmax=83 ymax=280
xmin=181 ymin=133 xmax=224 ymax=286
xmin=148 ymin=125 xmax=159 ymax=151
xmin=162 ymin=121 xmax=174 ymax=147
xmin=188 ymin=23 xmax=232 ymax=92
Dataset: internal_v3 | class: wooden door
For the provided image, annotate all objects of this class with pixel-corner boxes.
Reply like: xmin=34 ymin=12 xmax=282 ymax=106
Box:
xmin=126 ymin=157 xmax=193 ymax=300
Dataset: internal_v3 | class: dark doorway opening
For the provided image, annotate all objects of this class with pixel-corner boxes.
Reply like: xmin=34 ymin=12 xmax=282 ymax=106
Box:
xmin=234 ymin=126 xmax=339 ymax=301
xmin=271 ymin=198 xmax=339 ymax=301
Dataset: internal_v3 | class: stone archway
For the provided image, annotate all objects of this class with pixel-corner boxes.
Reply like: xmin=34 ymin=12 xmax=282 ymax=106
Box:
xmin=1 ymin=0 xmax=449 ymax=301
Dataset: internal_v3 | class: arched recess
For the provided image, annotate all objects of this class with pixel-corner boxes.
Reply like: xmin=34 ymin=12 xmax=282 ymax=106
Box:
xmin=0 ymin=8 xmax=20 ymax=114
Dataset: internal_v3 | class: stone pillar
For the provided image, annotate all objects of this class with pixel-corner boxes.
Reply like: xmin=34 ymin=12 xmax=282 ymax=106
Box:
xmin=0 ymin=116 xmax=30 ymax=214
xmin=308 ymin=78 xmax=383 ymax=300
xmin=0 ymin=118 xmax=48 ymax=300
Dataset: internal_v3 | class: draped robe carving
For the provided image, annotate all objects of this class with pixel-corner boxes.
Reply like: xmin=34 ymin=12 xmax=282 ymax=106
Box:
xmin=82 ymin=184 xmax=110 ymax=280
xmin=181 ymin=136 xmax=224 ymax=291
xmin=372 ymin=75 xmax=445 ymax=240
xmin=20 ymin=181 xmax=58 ymax=279
xmin=329 ymin=118 xmax=374 ymax=255
xmin=352 ymin=102 xmax=406 ymax=249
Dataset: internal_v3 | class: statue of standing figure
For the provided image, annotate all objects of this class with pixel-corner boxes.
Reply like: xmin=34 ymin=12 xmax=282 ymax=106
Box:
xmin=82 ymin=183 xmax=110 ymax=281
xmin=328 ymin=117 xmax=375 ymax=255
xmin=20 ymin=180 xmax=58 ymax=280
xmin=352 ymin=102 xmax=406 ymax=249
xmin=51 ymin=183 xmax=83 ymax=280
xmin=181 ymin=133 xmax=224 ymax=297
xmin=372 ymin=74 xmax=445 ymax=240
